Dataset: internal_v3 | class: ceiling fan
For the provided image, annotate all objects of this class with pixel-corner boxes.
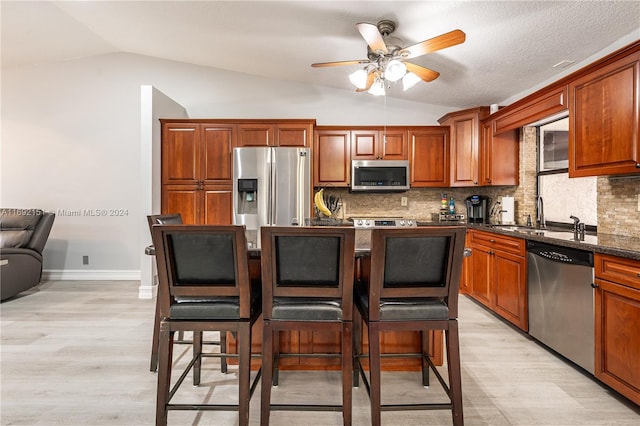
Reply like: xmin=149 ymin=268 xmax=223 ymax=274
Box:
xmin=311 ymin=20 xmax=466 ymax=95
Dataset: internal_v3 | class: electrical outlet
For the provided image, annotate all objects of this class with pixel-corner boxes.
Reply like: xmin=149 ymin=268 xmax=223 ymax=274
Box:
xmin=82 ymin=255 xmax=89 ymax=265
xmin=401 ymin=196 xmax=408 ymax=207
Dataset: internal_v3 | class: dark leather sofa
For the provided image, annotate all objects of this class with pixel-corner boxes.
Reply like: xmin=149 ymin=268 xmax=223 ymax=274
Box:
xmin=0 ymin=208 xmax=55 ymax=301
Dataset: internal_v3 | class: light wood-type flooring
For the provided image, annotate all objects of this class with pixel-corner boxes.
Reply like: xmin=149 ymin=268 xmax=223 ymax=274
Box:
xmin=1 ymin=280 xmax=638 ymax=425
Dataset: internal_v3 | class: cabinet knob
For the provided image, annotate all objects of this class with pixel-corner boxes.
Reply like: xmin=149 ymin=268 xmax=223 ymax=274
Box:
xmin=636 ymin=163 xmax=640 ymax=168
xmin=590 ymin=282 xmax=599 ymax=289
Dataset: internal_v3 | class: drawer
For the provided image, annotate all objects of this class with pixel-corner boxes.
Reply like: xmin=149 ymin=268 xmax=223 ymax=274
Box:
xmin=595 ymin=254 xmax=640 ymax=290
xmin=468 ymin=230 xmax=525 ymax=256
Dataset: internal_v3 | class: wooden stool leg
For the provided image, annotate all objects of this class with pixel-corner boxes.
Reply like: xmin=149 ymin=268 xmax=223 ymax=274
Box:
xmin=193 ymin=331 xmax=202 ymax=386
xmin=421 ymin=330 xmax=430 ymax=387
xmin=272 ymin=330 xmax=280 ymax=386
xmin=238 ymin=323 xmax=251 ymax=426
xmin=353 ymin=309 xmax=362 ymax=387
xmin=260 ymin=321 xmax=274 ymax=426
xmin=368 ymin=322 xmax=382 ymax=426
xmin=150 ymin=298 xmax=161 ymax=372
xmin=156 ymin=322 xmax=173 ymax=426
xmin=447 ymin=321 xmax=464 ymax=426
xmin=220 ymin=331 xmax=228 ymax=373
xmin=342 ymin=321 xmax=353 ymax=426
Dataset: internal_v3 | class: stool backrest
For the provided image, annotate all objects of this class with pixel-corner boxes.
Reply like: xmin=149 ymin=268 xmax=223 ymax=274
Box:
xmin=260 ymin=226 xmax=356 ymax=321
xmin=367 ymin=226 xmax=466 ymax=319
xmin=152 ymin=224 xmax=253 ymax=318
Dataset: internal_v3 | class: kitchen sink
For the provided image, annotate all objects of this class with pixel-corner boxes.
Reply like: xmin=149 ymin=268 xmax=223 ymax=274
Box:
xmin=492 ymin=225 xmax=546 ymax=235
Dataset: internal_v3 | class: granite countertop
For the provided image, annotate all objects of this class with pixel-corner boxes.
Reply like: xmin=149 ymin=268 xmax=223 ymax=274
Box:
xmin=417 ymin=222 xmax=640 ymax=261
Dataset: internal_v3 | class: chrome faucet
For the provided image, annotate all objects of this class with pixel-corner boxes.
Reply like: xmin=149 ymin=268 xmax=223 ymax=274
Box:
xmin=536 ymin=196 xmax=546 ymax=229
xmin=570 ymin=215 xmax=585 ymax=240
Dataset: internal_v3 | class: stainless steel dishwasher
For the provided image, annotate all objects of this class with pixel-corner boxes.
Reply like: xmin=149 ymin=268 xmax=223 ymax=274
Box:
xmin=527 ymin=240 xmax=595 ymax=374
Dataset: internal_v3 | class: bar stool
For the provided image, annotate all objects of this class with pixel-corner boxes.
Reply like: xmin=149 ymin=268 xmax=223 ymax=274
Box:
xmin=260 ymin=226 xmax=356 ymax=426
xmin=353 ymin=226 xmax=466 ymax=426
xmin=153 ymin=224 xmax=261 ymax=426
xmin=146 ymin=214 xmax=227 ymax=373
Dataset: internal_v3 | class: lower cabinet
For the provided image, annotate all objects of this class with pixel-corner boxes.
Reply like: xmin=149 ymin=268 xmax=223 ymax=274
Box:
xmin=466 ymin=230 xmax=528 ymax=331
xmin=162 ymin=184 xmax=232 ymax=224
xmin=594 ymin=254 xmax=640 ymax=405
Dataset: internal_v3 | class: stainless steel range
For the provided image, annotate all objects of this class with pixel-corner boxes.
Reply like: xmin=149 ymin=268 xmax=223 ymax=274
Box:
xmin=351 ymin=217 xmax=416 ymax=250
xmin=351 ymin=217 xmax=417 ymax=228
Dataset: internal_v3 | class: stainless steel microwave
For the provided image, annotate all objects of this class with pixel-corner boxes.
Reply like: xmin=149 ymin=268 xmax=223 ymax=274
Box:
xmin=351 ymin=160 xmax=410 ymax=192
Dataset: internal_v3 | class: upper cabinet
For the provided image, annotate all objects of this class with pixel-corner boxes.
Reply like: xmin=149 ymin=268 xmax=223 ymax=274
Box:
xmin=314 ymin=128 xmax=351 ymax=187
xmin=438 ymin=107 xmax=490 ymax=187
xmin=493 ymin=85 xmax=568 ymax=135
xmin=236 ymin=120 xmax=314 ymax=147
xmin=408 ymin=127 xmax=450 ymax=187
xmin=569 ymin=49 xmax=640 ymax=177
xmin=351 ymin=128 xmax=408 ymax=160
xmin=480 ymin=120 xmax=519 ymax=186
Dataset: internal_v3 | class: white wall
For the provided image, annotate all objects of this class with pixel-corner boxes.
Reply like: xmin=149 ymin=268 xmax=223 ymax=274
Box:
xmin=1 ymin=52 xmax=452 ymax=280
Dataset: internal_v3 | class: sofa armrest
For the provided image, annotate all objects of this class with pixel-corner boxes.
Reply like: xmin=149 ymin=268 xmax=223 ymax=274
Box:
xmin=27 ymin=213 xmax=55 ymax=254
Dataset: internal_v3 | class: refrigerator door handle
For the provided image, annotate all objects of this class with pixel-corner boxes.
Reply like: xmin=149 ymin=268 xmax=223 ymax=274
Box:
xmin=268 ymin=147 xmax=275 ymax=225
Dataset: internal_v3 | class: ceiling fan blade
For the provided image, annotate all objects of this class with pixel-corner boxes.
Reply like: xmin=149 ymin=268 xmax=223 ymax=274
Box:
xmin=355 ymin=71 xmax=376 ymax=92
xmin=405 ymin=62 xmax=440 ymax=82
xmin=399 ymin=29 xmax=466 ymax=59
xmin=356 ymin=22 xmax=388 ymax=54
xmin=311 ymin=60 xmax=368 ymax=68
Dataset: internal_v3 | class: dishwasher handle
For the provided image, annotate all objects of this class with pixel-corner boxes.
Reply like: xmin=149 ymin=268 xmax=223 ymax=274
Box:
xmin=527 ymin=240 xmax=594 ymax=267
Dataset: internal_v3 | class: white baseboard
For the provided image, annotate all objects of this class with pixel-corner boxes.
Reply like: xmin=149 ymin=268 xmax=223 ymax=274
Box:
xmin=43 ymin=269 xmax=141 ymax=281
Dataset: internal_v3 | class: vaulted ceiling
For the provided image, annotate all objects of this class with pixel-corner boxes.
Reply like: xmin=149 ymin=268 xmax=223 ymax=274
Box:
xmin=2 ymin=1 xmax=639 ymax=108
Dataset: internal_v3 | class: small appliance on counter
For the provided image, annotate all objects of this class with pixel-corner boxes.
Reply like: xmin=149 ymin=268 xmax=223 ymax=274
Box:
xmin=465 ymin=195 xmax=490 ymax=224
xmin=500 ymin=196 xmax=515 ymax=225
xmin=431 ymin=212 xmax=466 ymax=223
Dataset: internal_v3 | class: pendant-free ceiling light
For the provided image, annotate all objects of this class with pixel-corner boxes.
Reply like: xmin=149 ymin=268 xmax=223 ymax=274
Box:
xmin=384 ymin=59 xmax=406 ymax=82
xmin=349 ymin=69 xmax=369 ymax=89
xmin=402 ymin=72 xmax=421 ymax=91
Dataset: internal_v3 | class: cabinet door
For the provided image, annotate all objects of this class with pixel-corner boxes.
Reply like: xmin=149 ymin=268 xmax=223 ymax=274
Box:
xmin=408 ymin=128 xmax=449 ymax=187
xmin=161 ymin=185 xmax=199 ymax=224
xmin=449 ymin=113 xmax=480 ymax=186
xmin=201 ymin=124 xmax=235 ymax=182
xmin=314 ymin=130 xmax=350 ymax=187
xmin=569 ymin=51 xmax=640 ymax=177
xmin=480 ymin=121 xmax=519 ymax=186
xmin=162 ymin=123 xmax=200 ymax=184
xmin=202 ymin=185 xmax=233 ymax=225
xmin=492 ymin=249 xmax=528 ymax=331
xmin=351 ymin=130 xmax=379 ymax=160
xmin=276 ymin=122 xmax=313 ymax=147
xmin=237 ymin=123 xmax=275 ymax=147
xmin=594 ymin=278 xmax=640 ymax=405
xmin=469 ymin=244 xmax=492 ymax=307
xmin=380 ymin=128 xmax=408 ymax=160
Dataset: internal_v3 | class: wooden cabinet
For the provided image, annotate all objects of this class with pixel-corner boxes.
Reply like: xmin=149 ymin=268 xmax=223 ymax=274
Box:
xmin=569 ymin=50 xmax=640 ymax=177
xmin=459 ymin=232 xmax=473 ymax=294
xmin=161 ymin=122 xmax=235 ymax=224
xmin=480 ymin=120 xmax=519 ymax=186
xmin=313 ymin=128 xmax=351 ymax=187
xmin=467 ymin=230 xmax=528 ymax=331
xmin=351 ymin=128 xmax=408 ymax=160
xmin=493 ymin=85 xmax=568 ymax=134
xmin=236 ymin=121 xmax=313 ymax=147
xmin=408 ymin=127 xmax=450 ymax=187
xmin=594 ymin=254 xmax=640 ymax=405
xmin=438 ymin=107 xmax=490 ymax=187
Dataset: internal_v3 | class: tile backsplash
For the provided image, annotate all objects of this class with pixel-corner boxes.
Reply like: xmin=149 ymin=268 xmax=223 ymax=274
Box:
xmin=319 ymin=125 xmax=640 ymax=238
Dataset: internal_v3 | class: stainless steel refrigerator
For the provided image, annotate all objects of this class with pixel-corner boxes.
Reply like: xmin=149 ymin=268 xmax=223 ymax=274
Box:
xmin=233 ymin=147 xmax=311 ymax=248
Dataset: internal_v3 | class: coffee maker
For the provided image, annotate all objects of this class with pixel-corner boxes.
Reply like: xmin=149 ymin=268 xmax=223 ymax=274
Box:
xmin=465 ymin=195 xmax=490 ymax=223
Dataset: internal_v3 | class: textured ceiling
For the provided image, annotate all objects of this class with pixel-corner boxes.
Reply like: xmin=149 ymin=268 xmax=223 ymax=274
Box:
xmin=2 ymin=1 xmax=639 ymax=108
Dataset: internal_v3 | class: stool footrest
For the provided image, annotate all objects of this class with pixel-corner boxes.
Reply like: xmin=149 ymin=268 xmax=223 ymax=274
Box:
xmin=269 ymin=404 xmax=344 ymax=412
xmin=381 ymin=403 xmax=453 ymax=411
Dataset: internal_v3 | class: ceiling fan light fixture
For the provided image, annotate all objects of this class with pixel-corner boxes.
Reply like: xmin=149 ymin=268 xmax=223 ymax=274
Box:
xmin=349 ymin=68 xmax=369 ymax=89
xmin=368 ymin=78 xmax=386 ymax=96
xmin=402 ymin=72 xmax=422 ymax=91
xmin=385 ymin=59 xmax=406 ymax=82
